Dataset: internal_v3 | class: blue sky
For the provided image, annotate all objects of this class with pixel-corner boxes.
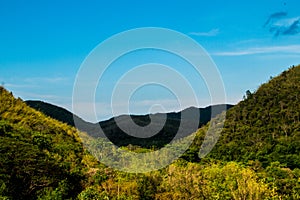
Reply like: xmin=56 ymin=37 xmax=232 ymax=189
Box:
xmin=1 ymin=0 xmax=300 ymax=121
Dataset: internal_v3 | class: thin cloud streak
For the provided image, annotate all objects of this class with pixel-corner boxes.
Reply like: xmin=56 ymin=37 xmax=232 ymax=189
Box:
xmin=273 ymin=16 xmax=300 ymax=26
xmin=12 ymin=91 xmax=63 ymax=101
xmin=5 ymin=83 xmax=38 ymax=89
xmin=24 ymin=77 xmax=68 ymax=84
xmin=189 ymin=29 xmax=220 ymax=37
xmin=213 ymin=45 xmax=300 ymax=56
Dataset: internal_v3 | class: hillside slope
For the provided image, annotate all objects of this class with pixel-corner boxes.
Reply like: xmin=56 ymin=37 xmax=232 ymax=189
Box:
xmin=0 ymin=87 xmax=88 ymax=199
xmin=189 ymin=65 xmax=300 ymax=169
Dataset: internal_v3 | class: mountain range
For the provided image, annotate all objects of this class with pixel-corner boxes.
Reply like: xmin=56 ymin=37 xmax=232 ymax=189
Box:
xmin=25 ymin=101 xmax=233 ymax=148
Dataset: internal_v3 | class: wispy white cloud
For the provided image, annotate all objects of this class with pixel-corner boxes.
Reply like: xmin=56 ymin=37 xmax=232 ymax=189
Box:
xmin=3 ymin=76 xmax=70 ymax=93
xmin=274 ymin=16 xmax=300 ymax=26
xmin=11 ymin=90 xmax=62 ymax=101
xmin=189 ymin=29 xmax=220 ymax=37
xmin=24 ymin=76 xmax=68 ymax=84
xmin=213 ymin=45 xmax=300 ymax=56
xmin=4 ymin=83 xmax=38 ymax=89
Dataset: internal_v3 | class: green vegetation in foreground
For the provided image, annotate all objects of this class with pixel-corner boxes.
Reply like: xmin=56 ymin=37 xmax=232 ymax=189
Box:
xmin=0 ymin=65 xmax=300 ymax=199
xmin=0 ymin=87 xmax=89 ymax=199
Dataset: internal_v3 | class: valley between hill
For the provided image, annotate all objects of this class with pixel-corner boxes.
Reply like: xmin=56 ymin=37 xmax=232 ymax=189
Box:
xmin=0 ymin=65 xmax=299 ymax=199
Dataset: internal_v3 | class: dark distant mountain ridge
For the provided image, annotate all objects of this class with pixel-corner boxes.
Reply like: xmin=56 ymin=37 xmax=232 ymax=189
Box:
xmin=26 ymin=100 xmax=233 ymax=148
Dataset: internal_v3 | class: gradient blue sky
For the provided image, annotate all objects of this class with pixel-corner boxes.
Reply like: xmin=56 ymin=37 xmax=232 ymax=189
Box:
xmin=1 ymin=0 xmax=300 ymax=121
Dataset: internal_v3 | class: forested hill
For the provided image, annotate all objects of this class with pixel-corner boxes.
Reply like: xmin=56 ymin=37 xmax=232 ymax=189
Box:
xmin=0 ymin=87 xmax=88 ymax=199
xmin=190 ymin=65 xmax=300 ymax=168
